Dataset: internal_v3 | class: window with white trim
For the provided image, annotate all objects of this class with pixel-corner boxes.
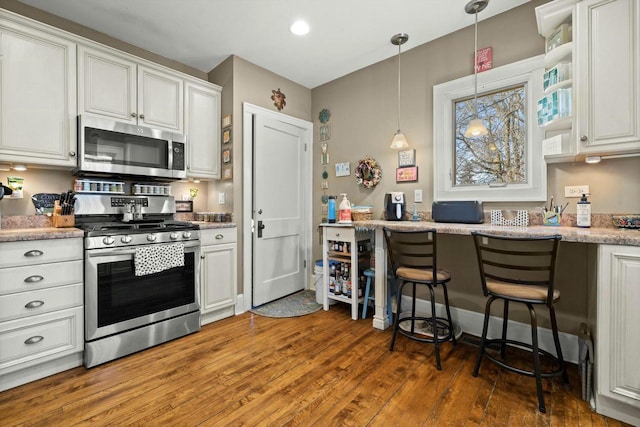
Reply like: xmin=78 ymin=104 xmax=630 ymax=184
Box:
xmin=433 ymin=55 xmax=547 ymax=202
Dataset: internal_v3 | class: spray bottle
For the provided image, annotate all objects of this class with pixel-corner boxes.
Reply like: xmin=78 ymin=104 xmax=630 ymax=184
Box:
xmin=338 ymin=193 xmax=352 ymax=224
xmin=576 ymin=193 xmax=591 ymax=228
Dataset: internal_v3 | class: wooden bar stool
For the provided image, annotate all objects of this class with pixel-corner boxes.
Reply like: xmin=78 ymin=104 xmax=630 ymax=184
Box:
xmin=384 ymin=228 xmax=456 ymax=370
xmin=361 ymin=268 xmax=393 ymax=320
xmin=471 ymin=232 xmax=569 ymax=413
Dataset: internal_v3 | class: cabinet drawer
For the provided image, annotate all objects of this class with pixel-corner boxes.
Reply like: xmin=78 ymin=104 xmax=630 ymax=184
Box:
xmin=201 ymin=227 xmax=237 ymax=246
xmin=0 ymin=284 xmax=83 ymax=322
xmin=0 ymin=239 xmax=82 ymax=268
xmin=0 ymin=260 xmax=83 ymax=295
xmin=0 ymin=306 xmax=83 ymax=372
xmin=325 ymin=227 xmax=355 ymax=242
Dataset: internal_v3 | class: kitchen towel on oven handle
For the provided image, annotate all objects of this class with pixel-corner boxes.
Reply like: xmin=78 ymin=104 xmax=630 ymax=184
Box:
xmin=134 ymin=243 xmax=185 ymax=276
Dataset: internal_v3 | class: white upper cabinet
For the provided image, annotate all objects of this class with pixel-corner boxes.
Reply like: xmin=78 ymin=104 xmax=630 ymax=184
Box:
xmin=185 ymin=80 xmax=221 ymax=179
xmin=78 ymin=45 xmax=184 ymax=134
xmin=576 ymin=0 xmax=640 ymax=155
xmin=537 ymin=0 xmax=640 ymax=162
xmin=0 ymin=13 xmax=77 ymax=168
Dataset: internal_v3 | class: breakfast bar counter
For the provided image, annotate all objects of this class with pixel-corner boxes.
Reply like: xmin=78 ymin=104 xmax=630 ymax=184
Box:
xmin=339 ymin=220 xmax=640 ymax=424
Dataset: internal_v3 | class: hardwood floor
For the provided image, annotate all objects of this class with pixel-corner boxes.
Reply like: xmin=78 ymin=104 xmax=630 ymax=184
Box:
xmin=0 ymin=304 xmax=629 ymax=426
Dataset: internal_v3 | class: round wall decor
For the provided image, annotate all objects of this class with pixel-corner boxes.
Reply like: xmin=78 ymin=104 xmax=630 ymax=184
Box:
xmin=355 ymin=156 xmax=382 ymax=189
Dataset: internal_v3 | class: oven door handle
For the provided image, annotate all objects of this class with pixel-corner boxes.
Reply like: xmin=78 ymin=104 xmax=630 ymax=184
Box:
xmin=87 ymin=242 xmax=200 ymax=257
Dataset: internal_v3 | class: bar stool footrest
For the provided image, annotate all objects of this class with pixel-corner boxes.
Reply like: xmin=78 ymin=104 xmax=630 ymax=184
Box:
xmin=483 ymin=338 xmax=566 ymax=379
xmin=397 ymin=316 xmax=454 ymax=344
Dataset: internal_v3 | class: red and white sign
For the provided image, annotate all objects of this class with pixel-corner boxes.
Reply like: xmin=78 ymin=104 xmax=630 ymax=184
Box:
xmin=475 ymin=47 xmax=492 ymax=73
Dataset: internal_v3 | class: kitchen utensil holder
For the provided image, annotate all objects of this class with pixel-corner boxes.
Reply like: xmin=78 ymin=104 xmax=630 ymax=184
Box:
xmin=543 ymin=211 xmax=561 ymax=226
xmin=53 ymin=214 xmax=75 ymax=228
xmin=52 ymin=200 xmax=75 ymax=228
xmin=490 ymin=210 xmax=529 ymax=227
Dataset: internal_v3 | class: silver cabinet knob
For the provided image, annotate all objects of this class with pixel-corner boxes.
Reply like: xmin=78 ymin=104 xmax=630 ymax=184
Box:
xmin=24 ymin=250 xmax=43 ymax=257
xmin=25 ymin=300 xmax=44 ymax=309
xmin=580 ymin=135 xmax=588 ymax=142
xmin=131 ymin=112 xmax=137 ymax=118
xmin=69 ymin=151 xmax=76 ymax=157
xmin=24 ymin=275 xmax=44 ymax=283
xmin=24 ymin=336 xmax=44 ymax=345
xmin=139 ymin=114 xmax=145 ymax=119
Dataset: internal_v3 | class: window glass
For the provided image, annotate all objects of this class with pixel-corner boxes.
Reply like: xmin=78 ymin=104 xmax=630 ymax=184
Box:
xmin=454 ymin=85 xmax=527 ymax=186
xmin=433 ymin=55 xmax=546 ymax=202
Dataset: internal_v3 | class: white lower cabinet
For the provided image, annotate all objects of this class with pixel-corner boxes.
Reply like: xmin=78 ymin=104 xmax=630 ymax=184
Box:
xmin=0 ymin=238 xmax=84 ymax=392
xmin=200 ymin=228 xmax=237 ymax=325
xmin=596 ymin=245 xmax=640 ymax=425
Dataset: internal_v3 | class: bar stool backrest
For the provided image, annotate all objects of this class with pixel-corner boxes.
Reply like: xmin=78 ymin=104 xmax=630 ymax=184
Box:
xmin=383 ymin=228 xmax=438 ymax=280
xmin=471 ymin=232 xmax=562 ymax=306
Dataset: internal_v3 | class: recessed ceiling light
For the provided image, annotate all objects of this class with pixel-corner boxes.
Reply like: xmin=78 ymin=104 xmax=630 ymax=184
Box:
xmin=290 ymin=20 xmax=310 ymax=36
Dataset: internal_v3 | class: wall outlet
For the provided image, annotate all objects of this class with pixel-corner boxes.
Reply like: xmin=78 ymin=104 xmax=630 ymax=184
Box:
xmin=564 ymin=185 xmax=589 ymax=198
xmin=218 ymin=192 xmax=225 ymax=204
xmin=414 ymin=189 xmax=423 ymax=203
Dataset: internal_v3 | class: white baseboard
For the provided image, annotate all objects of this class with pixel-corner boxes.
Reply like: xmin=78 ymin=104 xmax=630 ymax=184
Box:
xmin=400 ymin=295 xmax=579 ymax=364
xmin=235 ymin=293 xmax=246 ymax=315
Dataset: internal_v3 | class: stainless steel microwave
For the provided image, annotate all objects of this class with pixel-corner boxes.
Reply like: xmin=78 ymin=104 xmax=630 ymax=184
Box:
xmin=77 ymin=115 xmax=186 ymax=180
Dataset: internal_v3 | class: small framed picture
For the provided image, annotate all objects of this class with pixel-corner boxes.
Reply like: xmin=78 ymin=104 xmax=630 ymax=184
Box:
xmin=222 ymin=149 xmax=231 ymax=164
xmin=222 ymin=168 xmax=232 ymax=180
xmin=319 ymin=125 xmax=330 ymax=141
xmin=398 ymin=149 xmax=416 ymax=167
xmin=222 ymin=114 xmax=232 ymax=128
xmin=175 ymin=200 xmax=193 ymax=212
xmin=396 ymin=166 xmax=418 ymax=183
xmin=223 ymin=128 xmax=232 ymax=144
xmin=335 ymin=162 xmax=350 ymax=177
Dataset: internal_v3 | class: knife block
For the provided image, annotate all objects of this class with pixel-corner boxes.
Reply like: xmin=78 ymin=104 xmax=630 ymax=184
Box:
xmin=52 ymin=200 xmax=75 ymax=228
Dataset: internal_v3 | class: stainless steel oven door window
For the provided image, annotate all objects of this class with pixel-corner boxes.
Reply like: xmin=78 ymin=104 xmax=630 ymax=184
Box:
xmin=85 ymin=241 xmax=200 ymax=341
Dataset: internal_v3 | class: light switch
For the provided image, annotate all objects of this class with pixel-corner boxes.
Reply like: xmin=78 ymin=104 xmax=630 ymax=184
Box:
xmin=218 ymin=192 xmax=225 ymax=205
xmin=414 ymin=189 xmax=423 ymax=203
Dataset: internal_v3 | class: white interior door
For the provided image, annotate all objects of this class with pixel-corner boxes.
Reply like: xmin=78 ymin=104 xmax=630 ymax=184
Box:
xmin=252 ymin=113 xmax=308 ymax=306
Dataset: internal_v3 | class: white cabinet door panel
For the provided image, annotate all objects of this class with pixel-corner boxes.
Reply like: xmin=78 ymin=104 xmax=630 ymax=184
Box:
xmin=138 ymin=65 xmax=184 ymax=133
xmin=185 ymin=81 xmax=221 ymax=179
xmin=0 ymin=18 xmax=76 ymax=167
xmin=78 ymin=45 xmax=136 ymax=122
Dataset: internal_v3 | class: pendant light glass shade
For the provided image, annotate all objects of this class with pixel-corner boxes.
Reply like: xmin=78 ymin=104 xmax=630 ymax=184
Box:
xmin=464 ymin=118 xmax=488 ymax=138
xmin=390 ymin=131 xmax=409 ymax=149
xmin=463 ymin=0 xmax=489 ymax=139
xmin=390 ymin=33 xmax=409 ymax=149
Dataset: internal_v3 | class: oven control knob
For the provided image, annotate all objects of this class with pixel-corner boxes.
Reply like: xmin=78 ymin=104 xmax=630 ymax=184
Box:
xmin=121 ymin=235 xmax=132 ymax=244
xmin=182 ymin=231 xmax=192 ymax=239
xmin=102 ymin=236 xmax=115 ymax=246
xmin=170 ymin=232 xmax=179 ymax=240
xmin=147 ymin=234 xmax=157 ymax=242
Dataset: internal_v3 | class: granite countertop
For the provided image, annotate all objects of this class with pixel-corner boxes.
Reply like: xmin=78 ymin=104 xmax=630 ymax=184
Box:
xmin=0 ymin=227 xmax=84 ymax=242
xmin=325 ymin=220 xmax=640 ymax=247
xmin=195 ymin=221 xmax=237 ymax=230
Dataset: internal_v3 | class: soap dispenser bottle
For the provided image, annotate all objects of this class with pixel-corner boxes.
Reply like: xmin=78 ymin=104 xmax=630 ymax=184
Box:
xmin=338 ymin=193 xmax=352 ymax=224
xmin=576 ymin=193 xmax=591 ymax=228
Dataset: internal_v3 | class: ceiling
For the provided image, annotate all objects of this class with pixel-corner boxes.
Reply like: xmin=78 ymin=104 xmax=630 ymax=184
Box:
xmin=17 ymin=0 xmax=531 ymax=89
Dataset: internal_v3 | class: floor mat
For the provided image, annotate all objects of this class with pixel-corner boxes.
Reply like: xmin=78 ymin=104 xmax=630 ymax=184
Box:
xmin=250 ymin=290 xmax=322 ymax=318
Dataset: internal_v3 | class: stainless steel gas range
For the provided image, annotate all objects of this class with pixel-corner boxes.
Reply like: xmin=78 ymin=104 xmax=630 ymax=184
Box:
xmin=75 ymin=194 xmax=201 ymax=368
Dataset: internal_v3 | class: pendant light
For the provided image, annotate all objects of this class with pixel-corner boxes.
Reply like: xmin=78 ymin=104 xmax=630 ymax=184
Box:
xmin=464 ymin=0 xmax=489 ymax=138
xmin=390 ymin=33 xmax=409 ymax=149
